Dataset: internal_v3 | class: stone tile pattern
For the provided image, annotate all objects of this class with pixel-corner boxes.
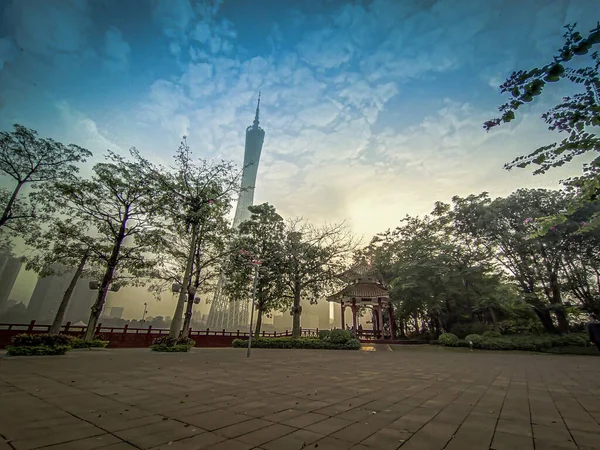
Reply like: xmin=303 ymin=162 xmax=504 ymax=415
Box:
xmin=0 ymin=347 xmax=599 ymax=449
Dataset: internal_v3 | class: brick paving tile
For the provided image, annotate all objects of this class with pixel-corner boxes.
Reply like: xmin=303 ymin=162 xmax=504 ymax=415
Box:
xmin=490 ymin=431 xmax=534 ymax=450
xmin=148 ymin=431 xmax=226 ymax=450
xmin=305 ymin=417 xmax=355 ymax=435
xmin=261 ymin=429 xmax=324 ymax=450
xmin=235 ymin=423 xmax=297 ymax=446
xmin=1 ymin=348 xmax=599 ymax=450
xmin=215 ymin=418 xmax=273 ymax=438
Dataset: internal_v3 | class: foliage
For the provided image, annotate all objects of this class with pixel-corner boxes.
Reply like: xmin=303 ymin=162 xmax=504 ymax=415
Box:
xmin=35 ymin=150 xmax=162 ymax=341
xmin=141 ymin=138 xmax=240 ymax=338
xmin=327 ymin=328 xmax=354 ymax=344
xmin=438 ymin=333 xmax=459 ymax=346
xmin=450 ymin=322 xmax=492 ymax=339
xmin=232 ymin=337 xmax=361 ymax=350
xmin=11 ymin=333 xmax=72 ymax=347
xmin=0 ymin=124 xmax=91 ymax=233
xmin=69 ymin=338 xmax=109 ymax=349
xmin=482 ymin=330 xmax=502 ymax=338
xmin=6 ymin=345 xmax=70 ymax=356
xmin=318 ymin=330 xmax=331 ymax=340
xmin=465 ymin=334 xmax=483 ymax=345
xmin=460 ymin=333 xmax=590 ymax=352
xmin=280 ymin=219 xmax=358 ymax=337
xmin=150 ymin=336 xmax=195 ymax=352
xmin=484 ymin=22 xmax=600 ymax=233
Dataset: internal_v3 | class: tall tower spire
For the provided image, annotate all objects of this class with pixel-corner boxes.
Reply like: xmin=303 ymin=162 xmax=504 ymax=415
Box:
xmin=253 ymin=91 xmax=261 ymax=129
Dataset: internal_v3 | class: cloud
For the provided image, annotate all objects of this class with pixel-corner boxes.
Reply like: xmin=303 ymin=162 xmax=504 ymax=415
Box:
xmin=104 ymin=26 xmax=131 ymax=71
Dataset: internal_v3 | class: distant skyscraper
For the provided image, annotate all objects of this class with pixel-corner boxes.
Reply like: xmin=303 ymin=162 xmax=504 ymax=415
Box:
xmin=27 ymin=264 xmax=95 ymax=323
xmin=207 ymin=94 xmax=265 ymax=330
xmin=0 ymin=252 xmax=21 ymax=313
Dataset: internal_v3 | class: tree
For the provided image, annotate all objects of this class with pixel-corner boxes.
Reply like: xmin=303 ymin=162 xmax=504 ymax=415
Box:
xmin=484 ymin=22 xmax=600 ymax=231
xmin=21 ymin=219 xmax=95 ymax=334
xmin=142 ymin=138 xmax=240 ymax=338
xmin=450 ymin=189 xmax=578 ymax=333
xmin=281 ymin=219 xmax=357 ymax=338
xmin=0 ymin=124 xmax=91 ymax=232
xmin=222 ymin=203 xmax=289 ymax=337
xmin=38 ymin=150 xmax=160 ymax=341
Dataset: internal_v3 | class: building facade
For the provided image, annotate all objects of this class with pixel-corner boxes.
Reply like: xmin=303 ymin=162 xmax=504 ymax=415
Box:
xmin=0 ymin=251 xmax=21 ymax=313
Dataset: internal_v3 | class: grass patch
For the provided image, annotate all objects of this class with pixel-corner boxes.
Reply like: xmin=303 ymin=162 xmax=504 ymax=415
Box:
xmin=232 ymin=337 xmax=361 ymax=350
xmin=6 ymin=345 xmax=70 ymax=356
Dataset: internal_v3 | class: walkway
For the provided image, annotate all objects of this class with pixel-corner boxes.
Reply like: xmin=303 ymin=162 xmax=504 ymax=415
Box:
xmin=0 ymin=347 xmax=599 ymax=449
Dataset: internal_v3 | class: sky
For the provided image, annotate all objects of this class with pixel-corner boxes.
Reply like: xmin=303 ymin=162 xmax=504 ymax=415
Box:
xmin=1 ymin=0 xmax=598 ymax=318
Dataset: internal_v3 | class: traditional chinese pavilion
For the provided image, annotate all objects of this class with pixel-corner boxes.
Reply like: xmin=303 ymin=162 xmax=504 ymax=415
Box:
xmin=327 ymin=259 xmax=394 ymax=339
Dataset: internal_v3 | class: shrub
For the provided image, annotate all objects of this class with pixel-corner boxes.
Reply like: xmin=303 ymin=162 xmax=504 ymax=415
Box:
xmin=464 ymin=333 xmax=590 ymax=352
xmin=438 ymin=333 xmax=459 ymax=347
xmin=318 ymin=330 xmax=331 ymax=341
xmin=482 ymin=331 xmax=501 ymax=338
xmin=11 ymin=333 xmax=72 ymax=347
xmin=6 ymin=345 xmax=70 ymax=356
xmin=151 ymin=344 xmax=193 ymax=352
xmin=328 ymin=329 xmax=353 ymax=344
xmin=69 ymin=338 xmax=109 ymax=349
xmin=450 ymin=323 xmax=491 ymax=339
xmin=465 ymin=334 xmax=483 ymax=345
xmin=232 ymin=337 xmax=360 ymax=350
xmin=150 ymin=336 xmax=195 ymax=352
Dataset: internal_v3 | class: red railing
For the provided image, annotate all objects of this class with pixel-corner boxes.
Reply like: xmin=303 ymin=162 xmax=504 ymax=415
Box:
xmin=0 ymin=321 xmax=323 ymax=349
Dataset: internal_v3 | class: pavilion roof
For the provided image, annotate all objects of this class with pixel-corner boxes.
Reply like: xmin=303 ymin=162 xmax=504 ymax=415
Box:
xmin=327 ymin=282 xmax=390 ymax=304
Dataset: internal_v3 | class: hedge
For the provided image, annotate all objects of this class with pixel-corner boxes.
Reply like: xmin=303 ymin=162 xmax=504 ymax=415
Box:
xmin=438 ymin=333 xmax=459 ymax=347
xmin=232 ymin=337 xmax=361 ymax=350
xmin=439 ymin=333 xmax=592 ymax=353
xmin=6 ymin=345 xmax=70 ymax=356
xmin=69 ymin=338 xmax=109 ymax=349
xmin=150 ymin=336 xmax=195 ymax=352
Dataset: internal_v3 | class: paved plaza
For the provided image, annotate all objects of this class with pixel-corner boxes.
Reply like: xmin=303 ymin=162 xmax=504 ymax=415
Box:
xmin=0 ymin=346 xmax=599 ymax=450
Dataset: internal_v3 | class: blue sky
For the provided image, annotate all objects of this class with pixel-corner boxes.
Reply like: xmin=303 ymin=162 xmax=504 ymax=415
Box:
xmin=1 ymin=0 xmax=598 ymax=242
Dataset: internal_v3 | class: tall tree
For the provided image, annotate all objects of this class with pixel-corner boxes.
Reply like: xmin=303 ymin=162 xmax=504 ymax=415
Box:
xmin=485 ymin=22 xmax=600 ymax=231
xmin=21 ymin=219 xmax=95 ymax=334
xmin=222 ymin=203 xmax=289 ymax=337
xmin=0 ymin=124 xmax=91 ymax=232
xmin=281 ymin=219 xmax=357 ymax=338
xmin=142 ymin=138 xmax=240 ymax=338
xmin=37 ymin=150 xmax=160 ymax=341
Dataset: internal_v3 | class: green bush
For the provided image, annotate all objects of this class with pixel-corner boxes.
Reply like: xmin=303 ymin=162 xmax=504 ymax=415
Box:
xmin=150 ymin=336 xmax=195 ymax=352
xmin=11 ymin=333 xmax=72 ymax=347
xmin=6 ymin=345 xmax=70 ymax=356
xmin=232 ymin=337 xmax=360 ymax=350
xmin=438 ymin=333 xmax=459 ymax=347
xmin=450 ymin=323 xmax=492 ymax=339
xmin=318 ymin=330 xmax=331 ymax=341
xmin=69 ymin=338 xmax=109 ymax=349
xmin=151 ymin=344 xmax=193 ymax=352
xmin=328 ymin=329 xmax=353 ymax=344
xmin=482 ymin=331 xmax=501 ymax=338
xmin=465 ymin=334 xmax=483 ymax=345
xmin=464 ymin=333 xmax=590 ymax=352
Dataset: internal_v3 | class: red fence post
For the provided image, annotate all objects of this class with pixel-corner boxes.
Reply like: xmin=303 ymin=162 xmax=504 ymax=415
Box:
xmin=222 ymin=329 xmax=225 ymax=336
xmin=64 ymin=322 xmax=71 ymax=333
xmin=96 ymin=323 xmax=102 ymax=336
xmin=206 ymin=328 xmax=209 ymax=335
xmin=27 ymin=320 xmax=35 ymax=333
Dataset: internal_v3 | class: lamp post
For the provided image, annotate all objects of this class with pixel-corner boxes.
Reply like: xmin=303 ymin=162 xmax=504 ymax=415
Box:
xmin=247 ymin=262 xmax=260 ymax=358
xmin=141 ymin=302 xmax=148 ymax=322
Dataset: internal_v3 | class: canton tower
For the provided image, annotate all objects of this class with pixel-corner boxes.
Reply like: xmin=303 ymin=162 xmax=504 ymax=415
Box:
xmin=207 ymin=94 xmax=265 ymax=330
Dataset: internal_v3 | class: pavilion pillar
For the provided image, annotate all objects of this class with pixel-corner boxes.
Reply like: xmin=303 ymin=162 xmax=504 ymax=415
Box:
xmin=377 ymin=299 xmax=384 ymax=339
xmin=388 ymin=304 xmax=395 ymax=340
xmin=340 ymin=302 xmax=345 ymax=329
xmin=371 ymin=307 xmax=377 ymax=338
xmin=351 ymin=300 xmax=358 ymax=337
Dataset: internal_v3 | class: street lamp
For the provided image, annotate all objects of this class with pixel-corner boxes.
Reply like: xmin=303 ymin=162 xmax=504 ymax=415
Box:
xmin=141 ymin=302 xmax=148 ymax=322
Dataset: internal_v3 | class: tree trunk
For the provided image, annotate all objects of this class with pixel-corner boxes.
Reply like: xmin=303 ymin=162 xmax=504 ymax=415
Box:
xmin=534 ymin=307 xmax=557 ymax=334
xmin=254 ymin=308 xmax=263 ymax=337
xmin=554 ymin=308 xmax=569 ymax=334
xmin=170 ymin=222 xmax=199 ymax=338
xmin=488 ymin=306 xmax=500 ymax=333
xmin=0 ymin=181 xmax=24 ymax=229
xmin=84 ymin=213 xmax=128 ymax=342
xmin=49 ymin=252 xmax=88 ymax=334
xmin=181 ymin=245 xmax=203 ymax=339
xmin=291 ymin=281 xmax=302 ymax=338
